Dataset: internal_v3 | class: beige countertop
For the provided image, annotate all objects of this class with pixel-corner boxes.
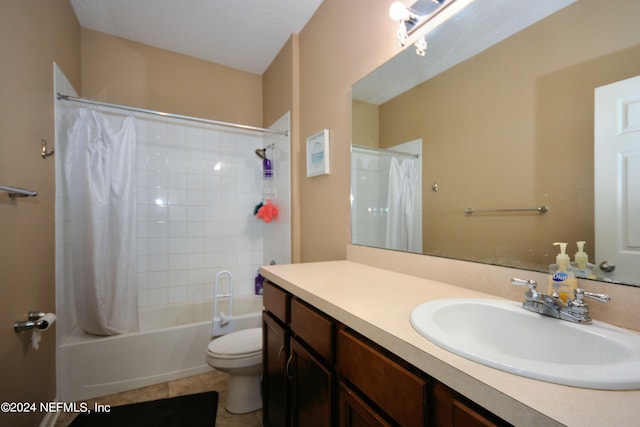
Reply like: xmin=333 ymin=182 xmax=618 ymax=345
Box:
xmin=260 ymin=260 xmax=640 ymax=427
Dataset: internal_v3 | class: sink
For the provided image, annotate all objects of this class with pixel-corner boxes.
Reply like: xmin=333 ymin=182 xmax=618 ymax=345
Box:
xmin=410 ymin=298 xmax=640 ymax=390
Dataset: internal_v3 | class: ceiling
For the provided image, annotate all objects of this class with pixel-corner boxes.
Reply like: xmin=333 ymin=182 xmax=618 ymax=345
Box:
xmin=70 ymin=0 xmax=324 ymax=75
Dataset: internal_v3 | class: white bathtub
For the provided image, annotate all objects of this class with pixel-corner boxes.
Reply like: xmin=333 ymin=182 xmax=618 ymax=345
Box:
xmin=58 ymin=295 xmax=263 ymax=402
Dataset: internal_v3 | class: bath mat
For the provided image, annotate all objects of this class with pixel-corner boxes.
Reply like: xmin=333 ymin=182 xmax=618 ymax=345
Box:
xmin=69 ymin=391 xmax=218 ymax=427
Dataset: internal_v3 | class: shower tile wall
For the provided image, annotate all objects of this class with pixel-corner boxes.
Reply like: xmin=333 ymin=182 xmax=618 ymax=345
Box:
xmin=351 ymin=153 xmax=389 ymax=248
xmin=135 ymin=116 xmax=267 ymax=307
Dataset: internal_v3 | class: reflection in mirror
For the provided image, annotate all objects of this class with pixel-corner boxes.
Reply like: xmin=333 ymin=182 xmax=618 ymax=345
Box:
xmin=351 ymin=141 xmax=422 ymax=253
xmin=351 ymin=0 xmax=640 ymax=286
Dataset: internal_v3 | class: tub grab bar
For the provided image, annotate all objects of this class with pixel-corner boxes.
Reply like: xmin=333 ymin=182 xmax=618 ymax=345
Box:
xmin=213 ymin=270 xmax=235 ymax=336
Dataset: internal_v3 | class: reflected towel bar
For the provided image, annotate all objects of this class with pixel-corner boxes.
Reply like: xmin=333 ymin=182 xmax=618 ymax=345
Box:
xmin=0 ymin=185 xmax=37 ymax=199
xmin=464 ymin=205 xmax=548 ymax=214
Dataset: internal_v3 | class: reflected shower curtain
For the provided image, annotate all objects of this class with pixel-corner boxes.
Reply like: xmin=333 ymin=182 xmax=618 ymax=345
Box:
xmin=65 ymin=109 xmax=138 ymax=335
xmin=386 ymin=157 xmax=418 ymax=252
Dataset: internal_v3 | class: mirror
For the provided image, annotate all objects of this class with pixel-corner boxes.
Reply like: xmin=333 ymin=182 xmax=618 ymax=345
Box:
xmin=351 ymin=0 xmax=640 ymax=286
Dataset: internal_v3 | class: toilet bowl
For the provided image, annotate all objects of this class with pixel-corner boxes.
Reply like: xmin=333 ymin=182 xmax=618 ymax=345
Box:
xmin=206 ymin=327 xmax=263 ymax=414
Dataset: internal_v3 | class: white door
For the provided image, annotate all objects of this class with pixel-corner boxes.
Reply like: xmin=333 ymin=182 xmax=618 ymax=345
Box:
xmin=594 ymin=75 xmax=640 ymax=284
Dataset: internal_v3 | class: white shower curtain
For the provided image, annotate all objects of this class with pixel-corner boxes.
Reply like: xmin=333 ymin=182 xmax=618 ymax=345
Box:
xmin=386 ymin=157 xmax=418 ymax=252
xmin=65 ymin=108 xmax=138 ymax=335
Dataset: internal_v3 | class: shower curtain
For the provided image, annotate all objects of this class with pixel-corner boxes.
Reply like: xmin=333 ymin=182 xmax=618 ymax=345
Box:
xmin=386 ymin=157 xmax=418 ymax=252
xmin=64 ymin=108 xmax=138 ymax=335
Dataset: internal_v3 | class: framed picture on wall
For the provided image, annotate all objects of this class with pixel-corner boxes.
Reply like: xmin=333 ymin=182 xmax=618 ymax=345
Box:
xmin=306 ymin=129 xmax=330 ymax=177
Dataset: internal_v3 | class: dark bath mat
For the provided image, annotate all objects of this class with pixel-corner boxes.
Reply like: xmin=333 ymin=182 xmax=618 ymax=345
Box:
xmin=69 ymin=391 xmax=218 ymax=427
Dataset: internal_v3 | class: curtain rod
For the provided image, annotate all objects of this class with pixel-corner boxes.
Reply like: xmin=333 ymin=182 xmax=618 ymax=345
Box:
xmin=352 ymin=144 xmax=419 ymax=158
xmin=56 ymin=93 xmax=288 ymax=137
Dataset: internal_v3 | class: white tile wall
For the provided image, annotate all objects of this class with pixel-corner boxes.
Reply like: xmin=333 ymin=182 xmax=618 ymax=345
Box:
xmin=351 ymin=151 xmax=392 ymax=248
xmin=132 ymin=114 xmax=290 ymax=306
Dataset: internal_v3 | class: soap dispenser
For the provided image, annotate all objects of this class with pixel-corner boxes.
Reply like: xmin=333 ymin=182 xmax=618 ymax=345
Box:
xmin=571 ymin=241 xmax=596 ymax=279
xmin=547 ymin=242 xmax=578 ymax=303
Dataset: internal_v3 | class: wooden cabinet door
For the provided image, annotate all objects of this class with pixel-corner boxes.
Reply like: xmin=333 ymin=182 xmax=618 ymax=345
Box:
xmin=290 ymin=298 xmax=334 ymax=364
xmin=263 ymin=312 xmax=289 ymax=427
xmin=337 ymin=329 xmax=427 ymax=427
xmin=290 ymin=338 xmax=333 ymax=427
xmin=338 ymin=382 xmax=392 ymax=427
xmin=432 ymin=382 xmax=502 ymax=427
xmin=264 ymin=280 xmax=290 ymax=323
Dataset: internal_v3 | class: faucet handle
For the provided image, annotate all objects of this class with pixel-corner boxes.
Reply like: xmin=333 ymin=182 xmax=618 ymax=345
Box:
xmin=511 ymin=278 xmax=539 ymax=300
xmin=574 ymin=288 xmax=610 ymax=304
xmin=511 ymin=277 xmax=537 ymax=291
xmin=566 ymin=289 xmax=610 ymax=323
xmin=511 ymin=277 xmax=537 ymax=288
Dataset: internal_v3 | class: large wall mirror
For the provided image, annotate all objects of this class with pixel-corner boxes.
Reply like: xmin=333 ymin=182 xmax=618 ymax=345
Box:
xmin=351 ymin=0 xmax=640 ymax=286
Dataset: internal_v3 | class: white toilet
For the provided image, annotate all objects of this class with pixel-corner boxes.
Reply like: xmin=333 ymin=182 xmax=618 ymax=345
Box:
xmin=206 ymin=327 xmax=263 ymax=414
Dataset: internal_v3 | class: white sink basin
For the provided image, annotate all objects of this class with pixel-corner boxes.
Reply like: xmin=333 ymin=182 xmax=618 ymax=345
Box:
xmin=410 ymin=298 xmax=640 ymax=390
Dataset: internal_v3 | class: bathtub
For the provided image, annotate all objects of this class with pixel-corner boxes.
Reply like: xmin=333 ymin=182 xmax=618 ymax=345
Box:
xmin=58 ymin=295 xmax=263 ymax=402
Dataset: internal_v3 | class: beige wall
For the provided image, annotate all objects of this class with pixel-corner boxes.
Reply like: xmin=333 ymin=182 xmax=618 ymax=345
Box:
xmin=0 ymin=1 xmax=80 ymax=426
xmin=81 ymin=29 xmax=263 ymax=126
xmin=263 ymin=35 xmax=297 ymax=130
xmin=351 ymin=100 xmax=379 ymax=148
xmin=263 ymin=35 xmax=302 ymax=262
xmin=378 ymin=0 xmax=640 ymax=269
xmin=297 ymin=0 xmax=401 ymax=261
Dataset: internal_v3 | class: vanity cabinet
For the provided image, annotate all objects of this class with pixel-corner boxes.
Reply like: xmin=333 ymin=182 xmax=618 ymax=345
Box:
xmin=337 ymin=328 xmax=428 ymax=426
xmin=262 ymin=280 xmax=509 ymax=427
xmin=289 ymin=297 xmax=334 ymax=426
xmin=263 ymin=281 xmax=335 ymax=427
xmin=263 ymin=312 xmax=289 ymax=427
xmin=338 ymin=382 xmax=392 ymax=427
xmin=432 ymin=381 xmax=502 ymax=427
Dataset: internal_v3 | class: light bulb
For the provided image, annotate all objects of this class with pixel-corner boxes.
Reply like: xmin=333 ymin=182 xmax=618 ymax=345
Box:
xmin=389 ymin=1 xmax=411 ymax=21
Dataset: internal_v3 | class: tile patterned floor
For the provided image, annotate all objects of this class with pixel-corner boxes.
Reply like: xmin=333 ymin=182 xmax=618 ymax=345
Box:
xmin=54 ymin=370 xmax=262 ymax=427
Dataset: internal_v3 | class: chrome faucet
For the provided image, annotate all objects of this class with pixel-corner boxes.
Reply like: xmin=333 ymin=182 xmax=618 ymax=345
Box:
xmin=511 ymin=277 xmax=610 ymax=324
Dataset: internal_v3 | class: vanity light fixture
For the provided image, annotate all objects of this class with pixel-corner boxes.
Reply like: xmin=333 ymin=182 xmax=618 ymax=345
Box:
xmin=389 ymin=0 xmax=473 ymax=55
xmin=389 ymin=1 xmax=419 ymax=46
xmin=415 ymin=36 xmax=428 ymax=56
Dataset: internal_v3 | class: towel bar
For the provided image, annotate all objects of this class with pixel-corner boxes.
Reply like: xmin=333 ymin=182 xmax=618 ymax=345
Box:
xmin=464 ymin=205 xmax=548 ymax=214
xmin=0 ymin=185 xmax=37 ymax=199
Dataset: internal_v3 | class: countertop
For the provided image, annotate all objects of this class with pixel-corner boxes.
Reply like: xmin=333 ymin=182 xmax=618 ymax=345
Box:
xmin=260 ymin=260 xmax=640 ymax=427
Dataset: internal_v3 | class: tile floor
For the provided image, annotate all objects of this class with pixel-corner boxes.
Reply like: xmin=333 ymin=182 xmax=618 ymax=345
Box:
xmin=54 ymin=370 xmax=262 ymax=427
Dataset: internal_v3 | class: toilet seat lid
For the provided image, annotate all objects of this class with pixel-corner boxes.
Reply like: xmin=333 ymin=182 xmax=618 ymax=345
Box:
xmin=208 ymin=327 xmax=262 ymax=356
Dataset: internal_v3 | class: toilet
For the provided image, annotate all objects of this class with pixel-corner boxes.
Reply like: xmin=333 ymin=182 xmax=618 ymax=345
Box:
xmin=206 ymin=327 xmax=263 ymax=414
